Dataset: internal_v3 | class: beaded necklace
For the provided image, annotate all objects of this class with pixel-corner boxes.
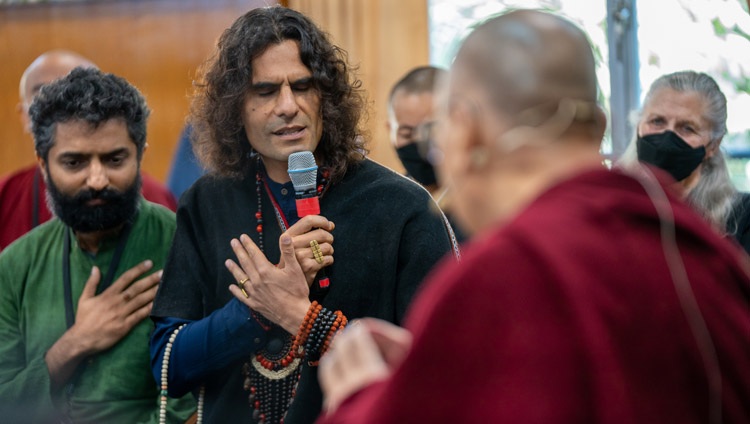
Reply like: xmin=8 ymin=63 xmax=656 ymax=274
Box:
xmin=160 ymin=159 xmax=331 ymax=424
xmin=243 ymin=159 xmax=330 ymax=424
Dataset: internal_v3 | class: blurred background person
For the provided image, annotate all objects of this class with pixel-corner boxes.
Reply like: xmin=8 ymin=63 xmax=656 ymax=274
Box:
xmin=318 ymin=9 xmax=750 ymax=423
xmin=0 ymin=50 xmax=177 ymax=252
xmin=166 ymin=123 xmax=205 ymax=201
xmin=387 ymin=65 xmax=466 ymax=243
xmin=617 ymin=71 xmax=750 ymax=254
xmin=388 ymin=66 xmax=443 ymax=192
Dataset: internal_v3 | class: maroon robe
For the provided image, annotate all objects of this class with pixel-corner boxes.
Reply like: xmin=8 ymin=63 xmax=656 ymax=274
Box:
xmin=319 ymin=168 xmax=750 ymax=424
xmin=0 ymin=164 xmax=177 ymax=251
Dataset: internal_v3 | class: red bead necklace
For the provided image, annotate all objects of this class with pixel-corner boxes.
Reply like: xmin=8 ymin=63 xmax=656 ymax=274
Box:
xmin=244 ymin=160 xmax=330 ymax=424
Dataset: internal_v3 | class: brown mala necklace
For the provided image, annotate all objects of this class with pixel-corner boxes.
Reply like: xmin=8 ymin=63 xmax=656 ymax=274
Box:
xmin=242 ymin=161 xmax=331 ymax=424
xmin=158 ymin=160 xmax=344 ymax=424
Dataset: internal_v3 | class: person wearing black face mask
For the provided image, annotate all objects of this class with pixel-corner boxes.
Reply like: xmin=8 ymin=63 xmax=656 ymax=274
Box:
xmin=395 ymin=142 xmax=438 ymax=187
xmin=636 ymin=130 xmax=706 ymax=182
xmin=388 ymin=66 xmax=466 ymax=243
xmin=618 ymin=70 xmax=750 ymax=255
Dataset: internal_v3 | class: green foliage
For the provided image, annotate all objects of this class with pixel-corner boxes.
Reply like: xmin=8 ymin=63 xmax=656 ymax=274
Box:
xmin=712 ymin=17 xmax=728 ymax=37
xmin=711 ymin=17 xmax=750 ymax=95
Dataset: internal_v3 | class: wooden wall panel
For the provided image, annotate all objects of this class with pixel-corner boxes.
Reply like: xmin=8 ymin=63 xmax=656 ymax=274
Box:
xmin=0 ymin=0 xmax=271 ymax=181
xmin=288 ymin=0 xmax=430 ymax=173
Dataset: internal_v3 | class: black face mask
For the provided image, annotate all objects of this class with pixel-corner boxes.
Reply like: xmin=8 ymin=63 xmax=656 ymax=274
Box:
xmin=46 ymin=171 xmax=142 ymax=233
xmin=636 ymin=130 xmax=706 ymax=181
xmin=396 ymin=143 xmax=437 ymax=187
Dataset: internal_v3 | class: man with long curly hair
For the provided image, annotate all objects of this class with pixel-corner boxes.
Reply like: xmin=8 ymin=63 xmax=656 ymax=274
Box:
xmin=149 ymin=6 xmax=458 ymax=424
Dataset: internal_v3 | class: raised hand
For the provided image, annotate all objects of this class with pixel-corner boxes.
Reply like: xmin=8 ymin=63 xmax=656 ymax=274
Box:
xmin=72 ymin=260 xmax=161 ymax=352
xmin=45 ymin=260 xmax=162 ymax=389
xmin=226 ymin=234 xmax=311 ymax=334
xmin=276 ymin=215 xmax=335 ymax=286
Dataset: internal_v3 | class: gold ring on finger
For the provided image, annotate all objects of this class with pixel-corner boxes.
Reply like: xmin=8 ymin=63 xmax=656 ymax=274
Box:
xmin=238 ymin=277 xmax=250 ymax=297
xmin=310 ymin=240 xmax=324 ymax=264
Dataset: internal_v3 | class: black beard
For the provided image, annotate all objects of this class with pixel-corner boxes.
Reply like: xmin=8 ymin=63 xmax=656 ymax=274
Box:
xmin=45 ymin=170 xmax=142 ymax=233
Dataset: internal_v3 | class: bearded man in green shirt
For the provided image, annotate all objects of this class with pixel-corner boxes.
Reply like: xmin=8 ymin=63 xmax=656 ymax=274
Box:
xmin=0 ymin=67 xmax=195 ymax=423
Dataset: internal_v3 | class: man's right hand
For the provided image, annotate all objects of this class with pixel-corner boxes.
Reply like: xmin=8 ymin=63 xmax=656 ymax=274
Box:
xmin=44 ymin=260 xmax=161 ymax=389
xmin=277 ymin=215 xmax=335 ymax=286
xmin=70 ymin=260 xmax=161 ymax=353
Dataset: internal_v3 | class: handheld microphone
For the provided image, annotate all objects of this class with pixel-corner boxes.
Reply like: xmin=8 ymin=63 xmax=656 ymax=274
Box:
xmin=288 ymin=151 xmax=320 ymax=217
xmin=288 ymin=151 xmax=330 ymax=289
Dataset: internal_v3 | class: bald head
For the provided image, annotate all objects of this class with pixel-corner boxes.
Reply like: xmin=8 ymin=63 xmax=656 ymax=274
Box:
xmin=18 ymin=50 xmax=97 ymax=132
xmin=453 ymin=10 xmax=598 ymax=126
xmin=18 ymin=50 xmax=97 ymax=135
xmin=435 ymin=10 xmax=605 ymax=235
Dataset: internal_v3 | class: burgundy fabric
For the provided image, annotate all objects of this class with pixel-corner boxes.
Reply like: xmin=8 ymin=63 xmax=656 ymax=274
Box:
xmin=319 ymin=169 xmax=750 ymax=424
xmin=0 ymin=164 xmax=177 ymax=251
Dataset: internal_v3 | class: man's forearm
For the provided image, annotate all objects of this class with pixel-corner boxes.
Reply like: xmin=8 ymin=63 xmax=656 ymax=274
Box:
xmin=44 ymin=330 xmax=92 ymax=390
xmin=150 ymin=299 xmax=268 ymax=397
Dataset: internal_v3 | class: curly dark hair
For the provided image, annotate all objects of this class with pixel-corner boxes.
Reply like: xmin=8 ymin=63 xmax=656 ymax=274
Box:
xmin=190 ymin=6 xmax=368 ymax=182
xmin=29 ymin=67 xmax=150 ymax=161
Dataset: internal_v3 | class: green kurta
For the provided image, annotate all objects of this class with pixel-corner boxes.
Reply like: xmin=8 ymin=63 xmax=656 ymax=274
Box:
xmin=0 ymin=199 xmax=195 ymax=424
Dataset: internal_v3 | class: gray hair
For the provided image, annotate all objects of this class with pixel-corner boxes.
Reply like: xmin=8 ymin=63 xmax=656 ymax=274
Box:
xmin=617 ymin=71 xmax=737 ymax=234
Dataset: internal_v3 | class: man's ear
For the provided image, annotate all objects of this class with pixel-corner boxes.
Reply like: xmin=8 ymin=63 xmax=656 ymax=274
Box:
xmin=17 ymin=102 xmax=32 ymax=135
xmin=138 ymin=142 xmax=149 ymax=162
xmin=37 ymin=155 xmax=48 ymax=181
xmin=386 ymin=119 xmax=398 ymax=147
xmin=448 ymin=97 xmax=485 ymax=173
xmin=591 ymin=105 xmax=608 ymax=142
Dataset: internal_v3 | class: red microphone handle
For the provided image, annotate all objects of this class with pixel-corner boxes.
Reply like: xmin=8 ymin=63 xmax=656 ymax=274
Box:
xmin=295 ymin=197 xmax=329 ymax=289
xmin=296 ymin=197 xmax=320 ymax=217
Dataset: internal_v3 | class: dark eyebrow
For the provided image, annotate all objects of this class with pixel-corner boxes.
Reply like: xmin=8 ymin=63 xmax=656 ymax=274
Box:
xmin=250 ymin=82 xmax=281 ymax=92
xmin=102 ymin=148 xmax=131 ymax=159
xmin=57 ymin=147 xmax=130 ymax=161
xmin=291 ymin=77 xmax=314 ymax=86
xmin=251 ymin=77 xmax=315 ymax=92
xmin=58 ymin=152 xmax=88 ymax=162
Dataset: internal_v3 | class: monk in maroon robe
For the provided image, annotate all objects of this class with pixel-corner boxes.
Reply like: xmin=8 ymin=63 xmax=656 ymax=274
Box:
xmin=317 ymin=10 xmax=750 ymax=424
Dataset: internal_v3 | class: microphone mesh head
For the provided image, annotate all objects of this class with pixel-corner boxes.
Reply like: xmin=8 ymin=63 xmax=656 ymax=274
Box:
xmin=288 ymin=151 xmax=318 ymax=191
